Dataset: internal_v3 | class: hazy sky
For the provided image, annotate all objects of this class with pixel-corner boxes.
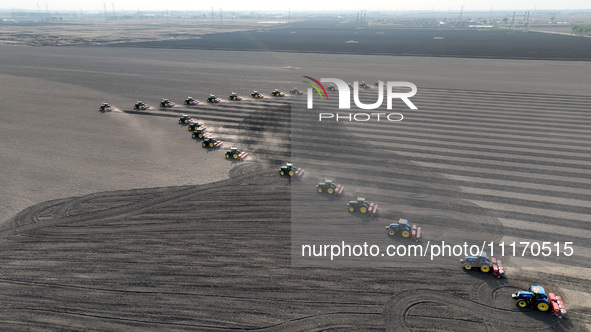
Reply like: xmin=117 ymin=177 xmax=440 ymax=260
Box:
xmin=4 ymin=0 xmax=590 ymax=11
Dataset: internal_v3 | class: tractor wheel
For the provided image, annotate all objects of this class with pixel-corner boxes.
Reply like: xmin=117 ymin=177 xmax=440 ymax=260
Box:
xmin=185 ymin=120 xmax=189 ymax=124
xmin=280 ymin=171 xmax=285 ymax=176
xmin=209 ymin=142 xmax=214 ymax=147
xmin=226 ymin=154 xmax=230 ymax=159
xmin=348 ymin=206 xmax=355 ymax=212
xmin=317 ymin=188 xmax=323 ymax=193
xmin=359 ymin=206 xmax=368 ymax=214
xmin=388 ymin=230 xmax=395 ymax=236
xmin=289 ymin=170 xmax=294 ymax=177
xmin=480 ymin=265 xmax=491 ymax=273
xmin=516 ymin=300 xmax=528 ymax=308
xmin=179 ymin=120 xmax=182 ymax=124
xmin=327 ymin=188 xmax=334 ymax=194
xmin=202 ymin=142 xmax=206 ymax=147
xmin=537 ymin=302 xmax=550 ymax=312
xmin=463 ymin=264 xmax=472 ymax=270
xmin=401 ymin=230 xmax=410 ymax=238
xmin=233 ymin=154 xmax=238 ymax=159
xmin=199 ymin=134 xmax=203 ymax=138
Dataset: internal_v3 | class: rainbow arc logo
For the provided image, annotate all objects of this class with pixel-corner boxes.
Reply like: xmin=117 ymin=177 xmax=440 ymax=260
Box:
xmin=302 ymin=76 xmax=329 ymax=100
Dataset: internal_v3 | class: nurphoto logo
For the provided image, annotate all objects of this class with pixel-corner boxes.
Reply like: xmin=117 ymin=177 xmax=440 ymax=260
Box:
xmin=303 ymin=76 xmax=418 ymax=122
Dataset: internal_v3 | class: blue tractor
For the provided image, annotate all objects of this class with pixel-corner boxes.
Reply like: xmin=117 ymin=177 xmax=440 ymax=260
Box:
xmin=460 ymin=251 xmax=505 ymax=277
xmin=385 ymin=219 xmax=421 ymax=242
xmin=512 ymin=285 xmax=567 ymax=318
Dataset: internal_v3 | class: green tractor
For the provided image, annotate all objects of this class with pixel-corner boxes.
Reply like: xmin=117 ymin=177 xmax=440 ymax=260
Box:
xmin=347 ymin=197 xmax=378 ymax=217
xmin=184 ymin=96 xmax=199 ymax=105
xmin=316 ymin=179 xmax=344 ymax=196
xmin=279 ymin=163 xmax=304 ymax=178
xmin=225 ymin=147 xmax=248 ymax=160
xmin=191 ymin=129 xmax=210 ymax=139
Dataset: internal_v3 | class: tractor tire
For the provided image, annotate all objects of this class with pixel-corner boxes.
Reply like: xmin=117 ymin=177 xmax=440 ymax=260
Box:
xmin=202 ymin=142 xmax=206 ymax=147
xmin=359 ymin=206 xmax=368 ymax=214
xmin=327 ymin=188 xmax=334 ymax=194
xmin=289 ymin=170 xmax=294 ymax=177
xmin=401 ymin=230 xmax=410 ymax=238
xmin=388 ymin=230 xmax=395 ymax=236
xmin=537 ymin=302 xmax=550 ymax=312
xmin=480 ymin=265 xmax=491 ymax=273
xmin=226 ymin=154 xmax=230 ymax=159
xmin=199 ymin=134 xmax=203 ymax=138
xmin=317 ymin=188 xmax=323 ymax=193
xmin=233 ymin=154 xmax=238 ymax=159
xmin=209 ymin=142 xmax=214 ymax=147
xmin=516 ymin=300 xmax=528 ymax=308
xmin=280 ymin=171 xmax=285 ymax=176
xmin=192 ymin=134 xmax=196 ymax=138
xmin=463 ymin=264 xmax=472 ymax=270
xmin=348 ymin=206 xmax=355 ymax=212
xmin=179 ymin=120 xmax=182 ymax=124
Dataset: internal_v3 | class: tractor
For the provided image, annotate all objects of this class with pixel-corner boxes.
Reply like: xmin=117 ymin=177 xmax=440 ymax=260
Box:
xmin=184 ymin=96 xmax=199 ymax=105
xmin=386 ymin=219 xmax=421 ymax=241
xmin=513 ymin=285 xmax=567 ymax=318
xmin=279 ymin=163 xmax=304 ymax=178
xmin=179 ymin=114 xmax=196 ymax=124
xmin=250 ymin=90 xmax=265 ymax=99
xmin=271 ymin=89 xmax=285 ymax=97
xmin=191 ymin=129 xmax=210 ymax=139
xmin=316 ymin=179 xmax=344 ymax=196
xmin=460 ymin=251 xmax=505 ymax=278
xmin=202 ymin=137 xmax=223 ymax=148
xmin=207 ymin=94 xmax=221 ymax=103
xmin=289 ymin=87 xmax=304 ymax=95
xmin=359 ymin=81 xmax=370 ymax=89
xmin=347 ymin=197 xmax=378 ymax=217
xmin=187 ymin=122 xmax=206 ymax=131
xmin=228 ymin=92 xmax=243 ymax=100
xmin=133 ymin=100 xmax=150 ymax=110
xmin=326 ymin=85 xmax=337 ymax=91
xmin=99 ymin=102 xmax=114 ymax=112
xmin=159 ymin=98 xmax=175 ymax=108
xmin=225 ymin=147 xmax=248 ymax=160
